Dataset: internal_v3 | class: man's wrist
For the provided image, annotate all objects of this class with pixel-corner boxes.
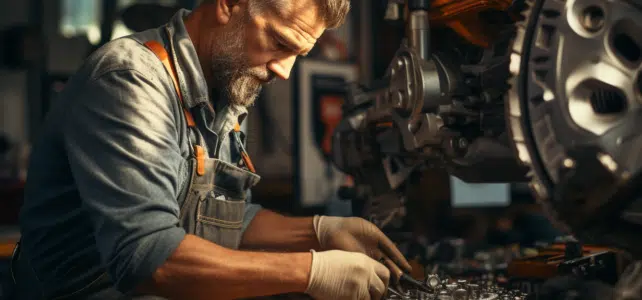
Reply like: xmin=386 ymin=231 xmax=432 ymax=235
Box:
xmin=291 ymin=251 xmax=314 ymax=293
xmin=298 ymin=216 xmax=321 ymax=250
xmin=312 ymin=215 xmax=324 ymax=249
xmin=240 ymin=210 xmax=321 ymax=251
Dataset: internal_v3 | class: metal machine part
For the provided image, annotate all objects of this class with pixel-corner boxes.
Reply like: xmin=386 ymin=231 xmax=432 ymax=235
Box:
xmin=330 ymin=0 xmax=642 ymax=296
xmin=335 ymin=0 xmax=642 ymax=260
xmin=332 ymin=0 xmax=528 ymax=226
xmin=507 ymin=0 xmax=642 ymax=256
xmin=384 ymin=0 xmax=516 ymax=48
xmin=333 ymin=13 xmax=527 ymax=183
xmin=384 ymin=274 xmax=528 ymax=300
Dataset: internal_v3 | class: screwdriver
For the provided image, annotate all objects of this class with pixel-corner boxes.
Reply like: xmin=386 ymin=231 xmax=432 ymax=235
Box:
xmin=387 ymin=286 xmax=404 ymax=297
xmin=378 ymin=257 xmax=431 ymax=293
xmin=398 ymin=273 xmax=432 ymax=292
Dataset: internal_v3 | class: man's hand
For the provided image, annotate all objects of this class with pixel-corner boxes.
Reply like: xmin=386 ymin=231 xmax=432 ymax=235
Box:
xmin=313 ymin=216 xmax=412 ymax=280
xmin=305 ymin=250 xmax=390 ymax=300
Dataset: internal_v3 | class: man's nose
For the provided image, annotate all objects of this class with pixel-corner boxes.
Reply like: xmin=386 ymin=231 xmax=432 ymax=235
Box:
xmin=268 ymin=55 xmax=297 ymax=80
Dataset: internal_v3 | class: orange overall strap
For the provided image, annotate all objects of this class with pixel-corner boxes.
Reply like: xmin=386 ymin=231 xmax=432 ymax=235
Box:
xmin=233 ymin=123 xmax=256 ymax=173
xmin=144 ymin=40 xmax=205 ymax=176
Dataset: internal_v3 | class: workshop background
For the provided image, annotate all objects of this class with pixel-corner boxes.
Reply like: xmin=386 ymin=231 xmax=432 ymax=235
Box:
xmin=0 ymin=0 xmax=568 ymax=297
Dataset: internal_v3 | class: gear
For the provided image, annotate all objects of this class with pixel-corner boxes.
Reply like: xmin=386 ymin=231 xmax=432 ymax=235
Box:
xmin=507 ymin=0 xmax=642 ymax=256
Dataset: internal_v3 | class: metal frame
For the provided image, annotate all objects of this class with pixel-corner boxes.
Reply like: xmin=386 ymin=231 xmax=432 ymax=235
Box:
xmin=292 ymin=59 xmax=358 ymax=209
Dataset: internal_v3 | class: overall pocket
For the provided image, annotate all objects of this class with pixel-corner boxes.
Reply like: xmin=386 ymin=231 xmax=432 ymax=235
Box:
xmin=195 ymin=189 xmax=246 ymax=249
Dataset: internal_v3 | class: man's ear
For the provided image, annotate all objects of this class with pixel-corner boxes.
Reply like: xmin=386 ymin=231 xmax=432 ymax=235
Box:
xmin=215 ymin=0 xmax=248 ymax=25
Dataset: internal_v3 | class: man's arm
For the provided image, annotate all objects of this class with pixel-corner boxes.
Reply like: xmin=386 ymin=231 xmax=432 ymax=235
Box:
xmin=65 ymin=67 xmax=189 ymax=292
xmin=240 ymin=209 xmax=321 ymax=252
xmin=241 ymin=211 xmax=413 ymax=280
xmin=64 ymin=55 xmax=313 ymax=298
xmin=138 ymin=234 xmax=311 ymax=299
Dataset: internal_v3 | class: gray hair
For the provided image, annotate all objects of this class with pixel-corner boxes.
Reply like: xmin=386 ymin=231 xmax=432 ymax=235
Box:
xmin=203 ymin=0 xmax=350 ymax=29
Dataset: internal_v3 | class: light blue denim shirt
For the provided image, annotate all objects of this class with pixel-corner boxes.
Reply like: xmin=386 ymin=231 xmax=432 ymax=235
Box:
xmin=19 ymin=9 xmax=262 ymax=296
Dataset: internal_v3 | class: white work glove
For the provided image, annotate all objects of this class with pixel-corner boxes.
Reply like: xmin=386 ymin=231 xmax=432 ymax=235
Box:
xmin=313 ymin=215 xmax=412 ymax=281
xmin=305 ymin=250 xmax=390 ymax=300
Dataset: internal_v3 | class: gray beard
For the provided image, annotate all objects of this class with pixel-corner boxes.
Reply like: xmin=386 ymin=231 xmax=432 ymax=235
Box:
xmin=209 ymin=18 xmax=262 ymax=107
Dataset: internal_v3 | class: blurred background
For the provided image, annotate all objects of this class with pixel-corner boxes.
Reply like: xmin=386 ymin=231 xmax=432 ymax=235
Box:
xmin=0 ymin=0 xmax=566 ymax=292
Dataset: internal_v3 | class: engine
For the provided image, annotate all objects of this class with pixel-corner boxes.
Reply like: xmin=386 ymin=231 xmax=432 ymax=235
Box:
xmin=332 ymin=0 xmax=642 ymax=258
xmin=332 ymin=0 xmax=529 ymax=227
xmin=330 ymin=0 xmax=642 ymax=297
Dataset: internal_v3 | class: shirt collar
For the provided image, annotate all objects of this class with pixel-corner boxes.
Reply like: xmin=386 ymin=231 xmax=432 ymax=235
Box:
xmin=165 ymin=9 xmax=209 ymax=109
xmin=165 ymin=9 xmax=249 ymax=127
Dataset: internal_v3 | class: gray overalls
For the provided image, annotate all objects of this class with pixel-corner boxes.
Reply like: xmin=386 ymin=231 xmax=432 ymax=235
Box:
xmin=7 ymin=27 xmax=261 ymax=299
xmin=141 ymin=32 xmax=261 ymax=251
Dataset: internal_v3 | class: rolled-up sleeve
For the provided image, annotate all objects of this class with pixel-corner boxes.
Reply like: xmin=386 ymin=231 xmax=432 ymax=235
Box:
xmin=63 ymin=69 xmax=186 ymax=293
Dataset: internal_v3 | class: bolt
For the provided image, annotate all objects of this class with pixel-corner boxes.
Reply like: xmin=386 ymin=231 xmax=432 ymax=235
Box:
xmin=426 ymin=275 xmax=441 ymax=289
xmin=582 ymin=6 xmax=605 ymax=32
xmin=458 ymin=138 xmax=469 ymax=149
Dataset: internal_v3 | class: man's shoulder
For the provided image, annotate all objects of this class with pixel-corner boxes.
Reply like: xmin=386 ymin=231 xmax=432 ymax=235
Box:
xmin=83 ymin=31 xmax=167 ymax=83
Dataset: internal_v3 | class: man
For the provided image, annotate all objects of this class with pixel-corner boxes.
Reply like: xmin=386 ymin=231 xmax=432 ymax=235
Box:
xmin=9 ymin=0 xmax=411 ymax=299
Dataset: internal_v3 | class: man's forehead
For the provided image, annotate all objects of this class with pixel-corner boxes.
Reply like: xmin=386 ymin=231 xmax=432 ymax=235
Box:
xmin=271 ymin=0 xmax=326 ymax=38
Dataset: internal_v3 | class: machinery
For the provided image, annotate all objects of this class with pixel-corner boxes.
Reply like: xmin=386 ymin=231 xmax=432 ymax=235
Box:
xmin=385 ymin=275 xmax=528 ymax=300
xmin=332 ymin=0 xmax=642 ymax=251
xmin=333 ymin=0 xmax=530 ymax=229
xmin=332 ymin=0 xmax=642 ymax=297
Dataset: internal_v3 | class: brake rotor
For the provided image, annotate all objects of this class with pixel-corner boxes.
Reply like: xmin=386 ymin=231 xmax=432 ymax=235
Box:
xmin=507 ymin=0 xmax=642 ymax=255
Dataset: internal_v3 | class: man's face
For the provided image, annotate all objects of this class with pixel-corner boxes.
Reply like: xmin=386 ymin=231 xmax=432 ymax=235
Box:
xmin=206 ymin=0 xmax=326 ymax=107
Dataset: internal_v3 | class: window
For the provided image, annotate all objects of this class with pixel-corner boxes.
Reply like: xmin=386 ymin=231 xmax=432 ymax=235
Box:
xmin=60 ymin=0 xmax=179 ymax=45
xmin=112 ymin=0 xmax=179 ymax=40
xmin=60 ymin=0 xmax=102 ymax=44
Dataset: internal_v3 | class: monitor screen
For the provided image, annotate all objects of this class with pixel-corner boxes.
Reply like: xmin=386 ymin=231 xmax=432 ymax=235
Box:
xmin=450 ymin=176 xmax=511 ymax=207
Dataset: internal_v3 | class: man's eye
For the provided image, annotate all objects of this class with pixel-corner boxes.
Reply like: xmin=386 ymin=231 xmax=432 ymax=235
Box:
xmin=277 ymin=42 xmax=289 ymax=51
xmin=272 ymin=37 xmax=289 ymax=51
